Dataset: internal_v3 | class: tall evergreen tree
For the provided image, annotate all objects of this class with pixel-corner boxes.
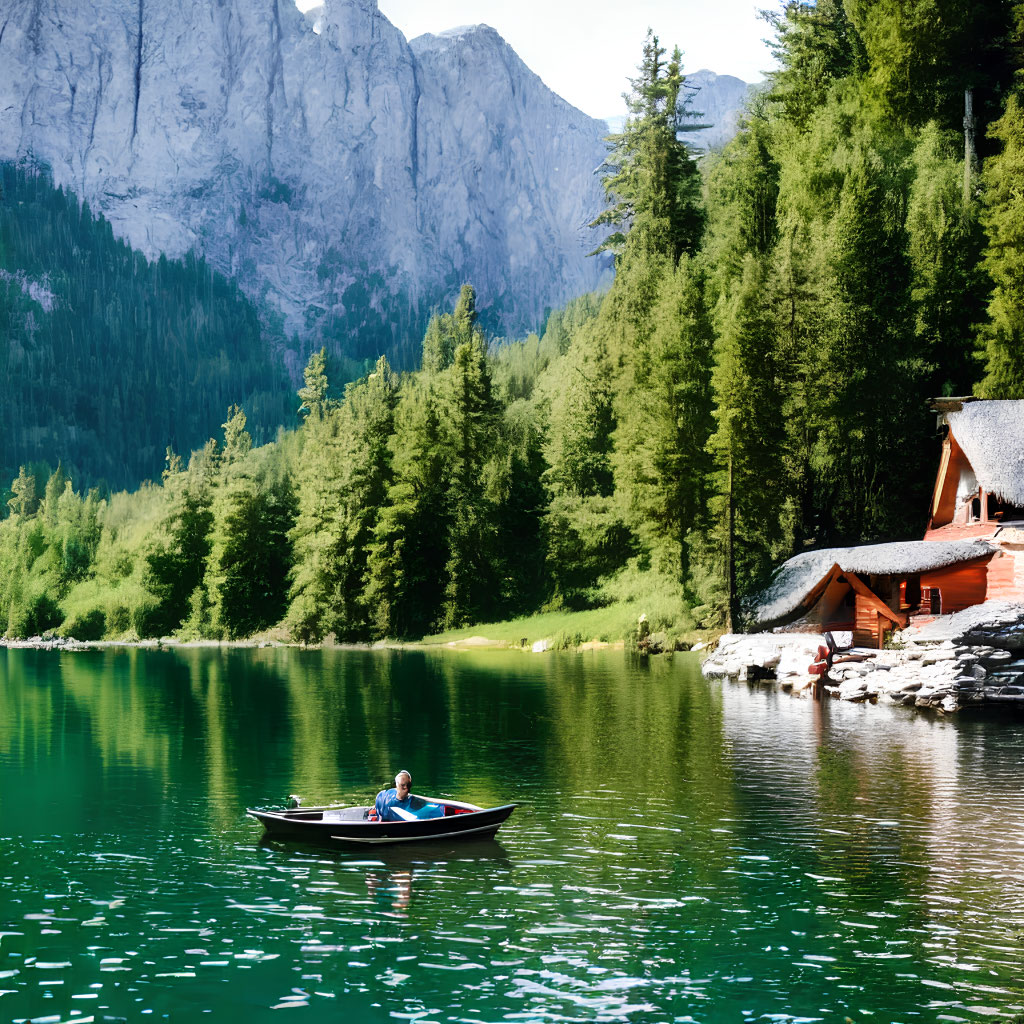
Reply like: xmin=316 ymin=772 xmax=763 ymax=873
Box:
xmin=703 ymin=257 xmax=788 ymax=629
xmin=298 ymin=348 xmax=330 ymax=420
xmin=977 ymin=94 xmax=1024 ymax=398
xmin=440 ymin=333 xmax=501 ymax=628
xmin=592 ymin=30 xmax=705 ymax=263
xmin=614 ymin=257 xmax=714 ymax=586
xmin=765 ymin=0 xmax=867 ymax=127
xmin=906 ymin=123 xmax=986 ymax=397
xmin=330 ymin=355 xmax=398 ymax=638
xmin=807 ymin=139 xmax=926 ymax=542
xmin=286 ymin=407 xmax=346 ymax=642
xmin=365 ymin=381 xmax=450 ymax=638
xmin=144 ymin=443 xmax=218 ymax=636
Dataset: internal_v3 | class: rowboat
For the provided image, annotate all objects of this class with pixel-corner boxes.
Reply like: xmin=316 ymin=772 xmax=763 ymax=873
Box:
xmin=247 ymin=795 xmax=517 ymax=846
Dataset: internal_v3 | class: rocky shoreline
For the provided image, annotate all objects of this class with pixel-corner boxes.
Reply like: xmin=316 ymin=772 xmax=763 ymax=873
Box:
xmin=0 ymin=635 xmax=285 ymax=652
xmin=702 ymin=602 xmax=1024 ymax=713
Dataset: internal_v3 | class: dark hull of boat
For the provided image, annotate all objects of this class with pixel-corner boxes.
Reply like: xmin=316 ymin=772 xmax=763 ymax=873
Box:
xmin=247 ymin=800 xmax=517 ymax=846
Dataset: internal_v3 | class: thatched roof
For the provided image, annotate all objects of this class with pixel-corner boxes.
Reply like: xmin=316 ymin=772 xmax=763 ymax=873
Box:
xmin=749 ymin=540 xmax=993 ymax=628
xmin=947 ymin=401 xmax=1024 ymax=507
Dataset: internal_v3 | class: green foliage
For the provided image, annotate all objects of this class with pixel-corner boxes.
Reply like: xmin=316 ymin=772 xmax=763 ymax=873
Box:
xmin=439 ymin=329 xmax=501 ymax=628
xmin=592 ymin=30 xmax=704 ymax=263
xmin=365 ymin=380 xmax=450 ymax=639
xmin=765 ymin=0 xmax=867 ymax=127
xmin=704 ymin=257 xmax=789 ymax=626
xmin=206 ymin=470 xmax=296 ymax=639
xmin=907 ymin=123 xmax=986 ymax=396
xmin=5 ymin=16 xmax=1021 ymax=645
xmin=978 ymin=94 xmax=1024 ymax=398
xmin=0 ymin=163 xmax=292 ymax=490
xmin=297 ymin=348 xmax=331 ymax=420
xmin=613 ymin=256 xmax=714 ymax=586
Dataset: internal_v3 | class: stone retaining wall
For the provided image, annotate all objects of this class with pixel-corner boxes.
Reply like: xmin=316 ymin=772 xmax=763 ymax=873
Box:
xmin=702 ymin=607 xmax=1024 ymax=713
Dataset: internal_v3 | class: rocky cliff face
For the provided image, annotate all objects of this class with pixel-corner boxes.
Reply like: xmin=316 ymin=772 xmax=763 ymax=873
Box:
xmin=604 ymin=70 xmax=756 ymax=154
xmin=678 ymin=70 xmax=758 ymax=152
xmin=0 ymin=0 xmax=610 ymax=370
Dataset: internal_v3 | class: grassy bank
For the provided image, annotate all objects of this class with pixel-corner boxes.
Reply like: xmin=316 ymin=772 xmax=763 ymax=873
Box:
xmin=417 ymin=601 xmax=699 ymax=650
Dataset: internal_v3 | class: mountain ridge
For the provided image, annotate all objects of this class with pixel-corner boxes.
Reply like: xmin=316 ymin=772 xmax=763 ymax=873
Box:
xmin=0 ymin=0 xmax=611 ymax=370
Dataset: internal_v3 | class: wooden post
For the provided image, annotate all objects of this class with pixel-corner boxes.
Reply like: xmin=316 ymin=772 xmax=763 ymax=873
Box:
xmin=964 ymin=88 xmax=976 ymax=206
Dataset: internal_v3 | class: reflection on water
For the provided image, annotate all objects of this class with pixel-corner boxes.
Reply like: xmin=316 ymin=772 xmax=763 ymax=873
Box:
xmin=1 ymin=646 xmax=1024 ymax=1021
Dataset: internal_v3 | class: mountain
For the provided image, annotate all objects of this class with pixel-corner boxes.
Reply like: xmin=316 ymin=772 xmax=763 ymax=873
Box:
xmin=0 ymin=0 xmax=610 ymax=373
xmin=604 ymin=70 xmax=758 ymax=153
xmin=679 ymin=71 xmax=758 ymax=151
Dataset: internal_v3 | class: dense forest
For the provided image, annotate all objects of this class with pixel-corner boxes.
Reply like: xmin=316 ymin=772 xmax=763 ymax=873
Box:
xmin=0 ymin=163 xmax=294 ymax=489
xmin=2 ymin=0 xmax=1023 ymax=642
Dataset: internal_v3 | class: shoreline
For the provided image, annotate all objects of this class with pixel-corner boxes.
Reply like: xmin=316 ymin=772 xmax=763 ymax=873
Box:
xmin=0 ymin=634 xmax=632 ymax=654
xmin=701 ymin=601 xmax=1024 ymax=713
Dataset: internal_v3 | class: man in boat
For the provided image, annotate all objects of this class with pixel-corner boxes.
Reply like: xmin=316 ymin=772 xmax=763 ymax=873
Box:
xmin=373 ymin=770 xmax=443 ymax=821
xmin=374 ymin=770 xmax=415 ymax=821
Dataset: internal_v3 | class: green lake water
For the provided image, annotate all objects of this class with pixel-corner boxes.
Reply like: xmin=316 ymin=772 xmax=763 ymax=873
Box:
xmin=2 ymin=646 xmax=1024 ymax=1022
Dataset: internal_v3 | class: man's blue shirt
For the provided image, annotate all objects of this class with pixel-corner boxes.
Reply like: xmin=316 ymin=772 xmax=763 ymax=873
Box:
xmin=374 ymin=787 xmax=412 ymax=821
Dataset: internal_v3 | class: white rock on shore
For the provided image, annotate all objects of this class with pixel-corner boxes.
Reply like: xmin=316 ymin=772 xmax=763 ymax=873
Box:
xmin=701 ymin=602 xmax=1024 ymax=713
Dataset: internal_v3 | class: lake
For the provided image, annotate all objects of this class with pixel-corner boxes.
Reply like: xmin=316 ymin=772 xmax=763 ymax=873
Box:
xmin=1 ymin=646 xmax=1023 ymax=1022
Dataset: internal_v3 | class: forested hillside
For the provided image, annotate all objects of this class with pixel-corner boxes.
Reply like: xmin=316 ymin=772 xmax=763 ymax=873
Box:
xmin=0 ymin=164 xmax=292 ymax=490
xmin=3 ymin=1 xmax=1023 ymax=643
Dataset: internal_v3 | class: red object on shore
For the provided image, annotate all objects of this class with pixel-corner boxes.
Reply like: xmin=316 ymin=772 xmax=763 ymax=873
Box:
xmin=808 ymin=662 xmax=828 ymax=676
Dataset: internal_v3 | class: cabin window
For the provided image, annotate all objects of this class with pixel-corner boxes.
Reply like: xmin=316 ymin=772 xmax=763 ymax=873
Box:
xmin=969 ymin=496 xmax=981 ymax=523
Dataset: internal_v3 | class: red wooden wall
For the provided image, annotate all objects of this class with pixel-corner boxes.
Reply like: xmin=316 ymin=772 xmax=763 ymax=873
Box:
xmin=919 ymin=559 xmax=990 ymax=614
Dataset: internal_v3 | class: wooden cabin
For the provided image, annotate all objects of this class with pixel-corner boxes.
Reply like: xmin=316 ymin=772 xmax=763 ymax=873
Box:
xmin=749 ymin=541 xmax=1003 ymax=649
xmin=926 ymin=398 xmax=1024 ymax=540
xmin=750 ymin=400 xmax=1024 ymax=648
xmin=924 ymin=398 xmax=1024 ymax=603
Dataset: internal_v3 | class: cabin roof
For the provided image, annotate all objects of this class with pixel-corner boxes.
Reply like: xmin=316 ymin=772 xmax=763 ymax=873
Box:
xmin=748 ymin=540 xmax=993 ymax=628
xmin=946 ymin=400 xmax=1024 ymax=507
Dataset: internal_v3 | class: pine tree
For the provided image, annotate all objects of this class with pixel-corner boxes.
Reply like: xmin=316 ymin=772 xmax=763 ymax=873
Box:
xmin=613 ymin=257 xmax=714 ymax=586
xmin=144 ymin=443 xmax=217 ymax=636
xmin=208 ymin=471 xmax=296 ymax=639
xmin=221 ymin=405 xmax=253 ymax=465
xmin=330 ymin=355 xmax=398 ymax=638
xmin=365 ymin=381 xmax=450 ymax=638
xmin=285 ymin=408 xmax=346 ymax=642
xmin=808 ymin=139 xmax=927 ymax=542
xmin=297 ymin=348 xmax=330 ymax=420
xmin=440 ymin=333 xmax=501 ymax=628
xmin=977 ymin=94 xmax=1024 ymax=398
xmin=766 ymin=0 xmax=867 ymax=127
xmin=7 ymin=467 xmax=38 ymax=518
xmin=592 ymin=31 xmax=705 ymax=263
xmin=541 ymin=324 xmax=632 ymax=607
xmin=421 ymin=314 xmax=455 ymax=375
xmin=906 ymin=123 xmax=985 ymax=397
xmin=703 ymin=256 xmax=788 ymax=629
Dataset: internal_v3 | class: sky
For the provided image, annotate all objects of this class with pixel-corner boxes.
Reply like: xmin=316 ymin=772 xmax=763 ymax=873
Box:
xmin=294 ymin=0 xmax=776 ymax=120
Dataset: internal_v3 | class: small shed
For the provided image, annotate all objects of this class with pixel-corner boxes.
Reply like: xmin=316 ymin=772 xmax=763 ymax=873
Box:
xmin=748 ymin=540 xmax=996 ymax=648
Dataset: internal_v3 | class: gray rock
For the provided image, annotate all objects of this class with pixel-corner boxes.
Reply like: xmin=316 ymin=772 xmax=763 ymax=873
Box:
xmin=0 ymin=0 xmax=609 ymax=354
xmin=983 ymin=649 xmax=1013 ymax=661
